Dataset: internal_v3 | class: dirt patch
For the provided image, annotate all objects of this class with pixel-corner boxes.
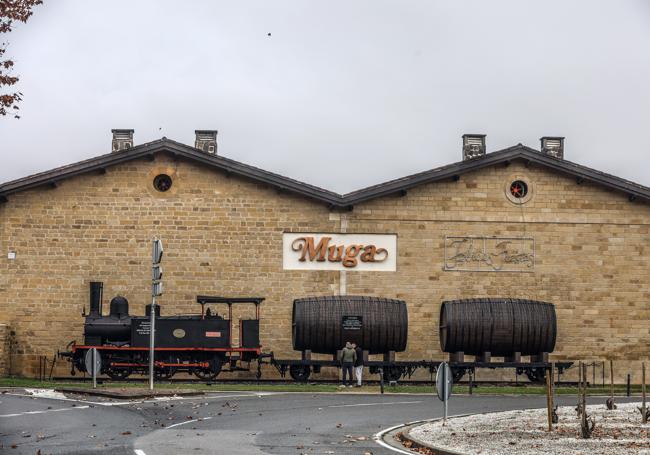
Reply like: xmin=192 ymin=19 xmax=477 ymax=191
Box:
xmin=408 ymin=402 xmax=650 ymax=455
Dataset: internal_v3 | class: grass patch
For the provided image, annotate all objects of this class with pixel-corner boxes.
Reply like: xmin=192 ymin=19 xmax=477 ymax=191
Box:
xmin=0 ymin=377 xmax=643 ymax=396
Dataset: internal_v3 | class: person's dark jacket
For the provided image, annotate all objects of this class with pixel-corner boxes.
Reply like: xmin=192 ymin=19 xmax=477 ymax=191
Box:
xmin=354 ymin=346 xmax=363 ymax=367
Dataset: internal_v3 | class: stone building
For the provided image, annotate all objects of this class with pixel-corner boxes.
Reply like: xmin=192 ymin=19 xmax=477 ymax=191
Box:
xmin=0 ymin=130 xmax=648 ymax=380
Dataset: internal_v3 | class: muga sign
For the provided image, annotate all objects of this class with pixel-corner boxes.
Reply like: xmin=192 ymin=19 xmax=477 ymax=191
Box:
xmin=282 ymin=233 xmax=397 ymax=271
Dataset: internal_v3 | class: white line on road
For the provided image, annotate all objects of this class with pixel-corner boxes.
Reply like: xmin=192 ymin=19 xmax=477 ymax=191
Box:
xmin=0 ymin=405 xmax=90 ymax=418
xmin=373 ymin=422 xmax=421 ymax=455
xmin=374 ymin=415 xmax=465 ymax=454
xmin=134 ymin=449 xmax=147 ymax=455
xmin=165 ymin=415 xmax=213 ymax=429
xmin=329 ymin=400 xmax=422 ymax=408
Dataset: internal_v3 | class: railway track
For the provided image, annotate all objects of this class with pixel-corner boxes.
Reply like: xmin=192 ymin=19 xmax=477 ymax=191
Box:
xmin=51 ymin=376 xmax=580 ymax=387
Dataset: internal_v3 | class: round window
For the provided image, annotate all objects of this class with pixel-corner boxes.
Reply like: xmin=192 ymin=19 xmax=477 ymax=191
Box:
xmin=509 ymin=180 xmax=528 ymax=199
xmin=153 ymin=174 xmax=173 ymax=192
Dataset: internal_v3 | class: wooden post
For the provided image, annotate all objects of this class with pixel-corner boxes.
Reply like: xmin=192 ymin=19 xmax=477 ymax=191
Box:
xmin=580 ymin=362 xmax=587 ymax=438
xmin=641 ymin=362 xmax=648 ymax=423
xmin=610 ymin=360 xmax=614 ymax=397
xmin=550 ymin=362 xmax=556 ymax=424
xmin=606 ymin=359 xmax=615 ymax=410
xmin=546 ymin=364 xmax=553 ymax=431
xmin=577 ymin=360 xmax=583 ymax=416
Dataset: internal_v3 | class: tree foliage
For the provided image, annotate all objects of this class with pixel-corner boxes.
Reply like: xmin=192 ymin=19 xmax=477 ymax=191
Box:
xmin=1 ymin=0 xmax=42 ymax=118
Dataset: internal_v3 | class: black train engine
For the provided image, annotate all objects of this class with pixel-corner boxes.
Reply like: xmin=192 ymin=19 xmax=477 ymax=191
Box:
xmin=63 ymin=282 xmax=263 ymax=380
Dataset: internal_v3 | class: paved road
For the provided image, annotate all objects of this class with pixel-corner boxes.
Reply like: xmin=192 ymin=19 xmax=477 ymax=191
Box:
xmin=1 ymin=389 xmax=638 ymax=454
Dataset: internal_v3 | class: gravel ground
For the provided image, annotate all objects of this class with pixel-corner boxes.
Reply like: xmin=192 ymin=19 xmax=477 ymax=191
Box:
xmin=409 ymin=402 xmax=650 ymax=454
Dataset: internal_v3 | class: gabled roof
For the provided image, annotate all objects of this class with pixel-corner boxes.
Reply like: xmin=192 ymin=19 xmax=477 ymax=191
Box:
xmin=1 ymin=139 xmax=649 ymax=207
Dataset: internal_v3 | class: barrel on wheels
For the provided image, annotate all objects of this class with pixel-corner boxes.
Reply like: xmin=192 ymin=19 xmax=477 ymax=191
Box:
xmin=292 ymin=295 xmax=408 ymax=355
xmin=440 ymin=298 xmax=556 ymax=382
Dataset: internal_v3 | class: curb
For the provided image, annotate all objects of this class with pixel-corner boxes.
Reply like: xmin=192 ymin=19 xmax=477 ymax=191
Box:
xmin=402 ymin=422 xmax=466 ymax=455
xmin=378 ymin=415 xmax=471 ymax=455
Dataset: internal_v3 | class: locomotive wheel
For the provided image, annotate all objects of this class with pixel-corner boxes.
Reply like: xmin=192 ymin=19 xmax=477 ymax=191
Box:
xmin=154 ymin=366 xmax=176 ymax=380
xmin=289 ymin=365 xmax=311 ymax=382
xmin=382 ymin=366 xmax=403 ymax=382
xmin=193 ymin=358 xmax=223 ymax=381
xmin=525 ymin=367 xmax=547 ymax=384
xmin=106 ymin=368 xmax=131 ymax=380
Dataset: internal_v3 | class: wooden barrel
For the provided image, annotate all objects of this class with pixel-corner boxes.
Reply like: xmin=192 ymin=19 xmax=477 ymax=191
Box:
xmin=439 ymin=298 xmax=557 ymax=356
xmin=292 ymin=296 xmax=408 ymax=355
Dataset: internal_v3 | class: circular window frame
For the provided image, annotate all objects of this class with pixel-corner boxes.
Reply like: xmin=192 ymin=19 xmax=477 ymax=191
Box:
xmin=504 ymin=175 xmax=534 ymax=204
xmin=146 ymin=166 xmax=178 ymax=198
xmin=153 ymin=174 xmax=173 ymax=192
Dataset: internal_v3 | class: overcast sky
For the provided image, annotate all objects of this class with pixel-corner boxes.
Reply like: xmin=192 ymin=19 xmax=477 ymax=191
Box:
xmin=1 ymin=1 xmax=649 ymax=193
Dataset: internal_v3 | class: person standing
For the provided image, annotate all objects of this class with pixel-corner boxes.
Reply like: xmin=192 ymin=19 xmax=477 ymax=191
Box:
xmin=339 ymin=341 xmax=356 ymax=387
xmin=353 ymin=343 xmax=364 ymax=387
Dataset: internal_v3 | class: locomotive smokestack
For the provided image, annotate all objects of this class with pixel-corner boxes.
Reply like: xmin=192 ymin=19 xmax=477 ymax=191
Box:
xmin=89 ymin=281 xmax=103 ymax=317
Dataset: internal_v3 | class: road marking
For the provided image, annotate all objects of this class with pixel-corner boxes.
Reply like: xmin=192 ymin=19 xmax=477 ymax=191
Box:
xmin=0 ymin=405 xmax=90 ymax=418
xmin=165 ymin=416 xmax=213 ymax=429
xmin=134 ymin=450 xmax=147 ymax=455
xmin=329 ymin=400 xmax=422 ymax=408
xmin=374 ymin=415 xmax=467 ymax=454
xmin=373 ymin=423 xmax=419 ymax=455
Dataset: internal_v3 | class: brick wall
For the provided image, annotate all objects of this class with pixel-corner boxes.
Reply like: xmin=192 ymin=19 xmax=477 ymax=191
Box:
xmin=0 ymin=153 xmax=649 ymax=382
xmin=345 ymin=162 xmax=650 ymax=382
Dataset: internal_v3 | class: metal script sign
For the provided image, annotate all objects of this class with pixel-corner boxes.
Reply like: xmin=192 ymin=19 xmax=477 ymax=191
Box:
xmin=444 ymin=236 xmax=535 ymax=272
xmin=282 ymin=233 xmax=397 ymax=271
xmin=342 ymin=316 xmax=363 ymax=330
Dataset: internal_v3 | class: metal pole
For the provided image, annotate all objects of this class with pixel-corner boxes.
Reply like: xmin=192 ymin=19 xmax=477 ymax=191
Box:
xmin=469 ymin=370 xmax=473 ymax=395
xmin=149 ymin=295 xmax=156 ymax=391
xmin=379 ymin=367 xmax=384 ymax=394
xmin=92 ymin=348 xmax=97 ymax=389
xmin=627 ymin=374 xmax=631 ymax=397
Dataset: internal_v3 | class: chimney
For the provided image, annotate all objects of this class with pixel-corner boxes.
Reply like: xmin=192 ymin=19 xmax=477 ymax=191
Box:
xmin=540 ymin=136 xmax=564 ymax=159
xmin=195 ymin=130 xmax=218 ymax=154
xmin=462 ymin=134 xmax=486 ymax=160
xmin=111 ymin=129 xmax=134 ymax=152
xmin=89 ymin=281 xmax=103 ymax=317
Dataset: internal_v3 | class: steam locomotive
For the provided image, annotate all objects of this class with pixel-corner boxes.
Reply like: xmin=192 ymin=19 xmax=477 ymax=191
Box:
xmin=63 ymin=282 xmax=263 ymax=380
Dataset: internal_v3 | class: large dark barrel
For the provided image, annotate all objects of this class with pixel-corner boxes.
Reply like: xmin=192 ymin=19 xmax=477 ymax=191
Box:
xmin=439 ymin=298 xmax=556 ymax=356
xmin=292 ymin=296 xmax=408 ymax=355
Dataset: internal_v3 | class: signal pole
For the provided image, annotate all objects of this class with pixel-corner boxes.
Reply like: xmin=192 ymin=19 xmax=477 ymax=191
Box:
xmin=149 ymin=238 xmax=164 ymax=391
